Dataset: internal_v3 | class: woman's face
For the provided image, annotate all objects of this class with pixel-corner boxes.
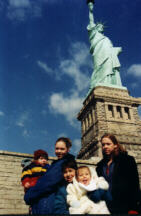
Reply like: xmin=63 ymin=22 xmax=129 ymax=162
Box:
xmin=101 ymin=137 xmax=117 ymax=157
xmin=63 ymin=168 xmax=76 ymax=183
xmin=55 ymin=141 xmax=69 ymax=159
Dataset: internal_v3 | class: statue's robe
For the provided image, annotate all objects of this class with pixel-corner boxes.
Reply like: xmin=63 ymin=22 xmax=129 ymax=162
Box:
xmin=87 ymin=25 xmax=122 ymax=88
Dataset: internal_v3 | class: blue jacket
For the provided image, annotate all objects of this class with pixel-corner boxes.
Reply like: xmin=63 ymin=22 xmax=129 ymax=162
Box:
xmin=24 ymin=153 xmax=75 ymax=214
xmin=54 ymin=183 xmax=69 ymax=214
xmin=88 ymin=188 xmax=112 ymax=207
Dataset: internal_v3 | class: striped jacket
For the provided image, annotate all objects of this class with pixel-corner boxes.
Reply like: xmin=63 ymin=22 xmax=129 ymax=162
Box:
xmin=21 ymin=162 xmax=50 ymax=188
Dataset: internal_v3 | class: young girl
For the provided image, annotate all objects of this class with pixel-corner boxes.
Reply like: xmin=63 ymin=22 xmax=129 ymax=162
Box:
xmin=67 ymin=166 xmax=111 ymax=214
xmin=54 ymin=160 xmax=78 ymax=214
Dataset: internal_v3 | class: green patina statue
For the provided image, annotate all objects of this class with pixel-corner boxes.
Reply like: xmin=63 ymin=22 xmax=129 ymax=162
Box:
xmin=87 ymin=0 xmax=125 ymax=94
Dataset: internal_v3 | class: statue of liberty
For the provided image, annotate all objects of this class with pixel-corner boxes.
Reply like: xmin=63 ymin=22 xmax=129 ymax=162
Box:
xmin=87 ymin=0 xmax=123 ymax=94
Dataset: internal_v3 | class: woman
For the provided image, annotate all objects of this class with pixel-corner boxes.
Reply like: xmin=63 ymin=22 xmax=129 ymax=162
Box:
xmin=96 ymin=133 xmax=140 ymax=214
xmin=24 ymin=137 xmax=75 ymax=214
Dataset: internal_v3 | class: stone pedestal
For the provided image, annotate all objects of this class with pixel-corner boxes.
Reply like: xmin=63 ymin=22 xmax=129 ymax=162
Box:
xmin=77 ymin=86 xmax=141 ymax=160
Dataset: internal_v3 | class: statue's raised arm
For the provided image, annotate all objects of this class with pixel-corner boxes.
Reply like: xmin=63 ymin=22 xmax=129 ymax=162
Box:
xmin=87 ymin=0 xmax=95 ymax=29
xmin=86 ymin=0 xmax=124 ymax=94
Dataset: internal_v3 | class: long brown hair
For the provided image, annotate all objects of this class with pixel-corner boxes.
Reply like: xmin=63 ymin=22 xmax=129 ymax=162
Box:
xmin=101 ymin=133 xmax=126 ymax=157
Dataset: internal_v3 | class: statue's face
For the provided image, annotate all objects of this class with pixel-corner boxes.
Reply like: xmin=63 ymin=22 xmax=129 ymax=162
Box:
xmin=97 ymin=24 xmax=104 ymax=32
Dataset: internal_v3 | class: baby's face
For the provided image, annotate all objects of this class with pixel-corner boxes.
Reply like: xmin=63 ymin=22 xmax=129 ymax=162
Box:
xmin=37 ymin=156 xmax=48 ymax=166
xmin=77 ymin=168 xmax=91 ymax=186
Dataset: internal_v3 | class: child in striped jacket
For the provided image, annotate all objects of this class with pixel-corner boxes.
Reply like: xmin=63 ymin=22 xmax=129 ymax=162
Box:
xmin=21 ymin=149 xmax=50 ymax=191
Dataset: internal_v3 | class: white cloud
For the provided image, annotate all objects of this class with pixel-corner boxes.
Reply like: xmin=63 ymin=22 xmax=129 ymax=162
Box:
xmin=72 ymin=138 xmax=81 ymax=154
xmin=59 ymin=42 xmax=91 ymax=92
xmin=38 ymin=42 xmax=91 ymax=92
xmin=9 ymin=0 xmax=30 ymax=8
xmin=47 ymin=41 xmax=91 ymax=128
xmin=127 ymin=64 xmax=141 ymax=77
xmin=7 ymin=0 xmax=42 ymax=21
xmin=60 ymin=60 xmax=89 ymax=92
xmin=0 ymin=111 xmax=5 ymax=116
xmin=4 ymin=0 xmax=67 ymax=21
xmin=37 ymin=61 xmax=53 ymax=74
xmin=15 ymin=111 xmax=31 ymax=139
xmin=16 ymin=111 xmax=29 ymax=127
xmin=69 ymin=42 xmax=91 ymax=65
xmin=22 ymin=129 xmax=30 ymax=137
xmin=49 ymin=92 xmax=83 ymax=127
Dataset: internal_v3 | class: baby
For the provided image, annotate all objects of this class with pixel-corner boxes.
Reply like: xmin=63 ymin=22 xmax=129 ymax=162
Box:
xmin=67 ymin=166 xmax=111 ymax=214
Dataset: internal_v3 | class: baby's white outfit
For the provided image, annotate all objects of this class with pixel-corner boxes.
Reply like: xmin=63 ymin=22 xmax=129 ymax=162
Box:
xmin=67 ymin=166 xmax=110 ymax=214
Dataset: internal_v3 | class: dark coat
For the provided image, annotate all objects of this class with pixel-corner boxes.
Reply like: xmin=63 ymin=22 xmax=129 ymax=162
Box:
xmin=54 ymin=183 xmax=69 ymax=214
xmin=96 ymin=152 xmax=140 ymax=214
xmin=24 ymin=153 xmax=75 ymax=214
xmin=88 ymin=188 xmax=112 ymax=204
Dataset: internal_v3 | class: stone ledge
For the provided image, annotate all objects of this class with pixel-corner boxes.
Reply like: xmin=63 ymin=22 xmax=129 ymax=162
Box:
xmin=0 ymin=150 xmax=56 ymax=161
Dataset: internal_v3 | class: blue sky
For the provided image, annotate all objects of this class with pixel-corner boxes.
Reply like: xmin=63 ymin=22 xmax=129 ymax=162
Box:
xmin=0 ymin=0 xmax=141 ymax=157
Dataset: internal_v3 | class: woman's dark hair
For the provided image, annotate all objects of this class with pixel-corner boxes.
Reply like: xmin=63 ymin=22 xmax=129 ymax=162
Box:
xmin=55 ymin=137 xmax=72 ymax=149
xmin=101 ymin=133 xmax=126 ymax=156
xmin=62 ymin=160 xmax=77 ymax=173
